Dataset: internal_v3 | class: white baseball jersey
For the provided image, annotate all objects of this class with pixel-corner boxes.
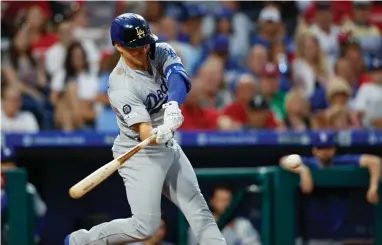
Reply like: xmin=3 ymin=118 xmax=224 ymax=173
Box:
xmin=108 ymin=42 xmax=182 ymax=151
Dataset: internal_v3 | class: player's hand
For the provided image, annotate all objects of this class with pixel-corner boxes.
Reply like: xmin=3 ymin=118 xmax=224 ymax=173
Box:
xmin=366 ymin=186 xmax=379 ymax=205
xmin=152 ymin=124 xmax=174 ymax=144
xmin=163 ymin=101 xmax=183 ymax=131
xmin=299 ymin=166 xmax=314 ymax=194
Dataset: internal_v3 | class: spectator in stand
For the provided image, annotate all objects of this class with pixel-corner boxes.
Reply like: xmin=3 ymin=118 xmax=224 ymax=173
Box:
xmin=334 ymin=58 xmax=357 ymax=93
xmin=309 ymin=2 xmax=341 ymax=68
xmin=50 ymin=42 xmax=98 ymax=131
xmin=352 ymin=56 xmax=382 ymax=129
xmin=95 ymin=51 xmax=120 ymax=132
xmin=340 ymin=40 xmax=371 ymax=88
xmin=246 ymin=45 xmax=268 ymax=79
xmin=269 ymin=40 xmax=291 ymax=92
xmin=130 ymin=218 xmax=174 ymax=245
xmin=2 ymin=25 xmax=50 ymax=129
xmin=180 ymin=78 xmax=238 ymax=131
xmin=177 ymin=4 xmax=207 ymax=48
xmin=341 ymin=0 xmax=381 ymax=57
xmin=292 ymin=31 xmax=331 ymax=111
xmin=312 ymin=76 xmax=360 ymax=130
xmin=25 ymin=5 xmax=58 ymax=60
xmin=210 ymin=6 xmax=250 ymax=65
xmin=246 ymin=94 xmax=278 ymax=130
xmin=68 ymin=6 xmax=101 ymax=73
xmin=188 ymin=186 xmax=261 ymax=245
xmin=198 ymin=56 xmax=232 ymax=110
xmin=45 ymin=21 xmax=75 ymax=77
xmin=205 ymin=34 xmax=244 ymax=83
xmin=159 ymin=15 xmax=179 ymax=41
xmin=282 ymin=89 xmax=311 ymax=132
xmin=1 ymin=84 xmax=39 ymax=133
xmin=159 ymin=9 xmax=196 ymax=74
xmin=223 ymin=74 xmax=278 ymax=129
xmin=258 ymin=63 xmax=286 ymax=123
xmin=141 ymin=1 xmax=165 ymax=35
xmin=251 ymin=6 xmax=294 ymax=55
xmin=45 ymin=20 xmax=100 ymax=77
xmin=218 ymin=1 xmax=252 ymax=41
xmin=223 ymin=74 xmax=256 ymax=122
xmin=176 ymin=4 xmax=209 ymax=75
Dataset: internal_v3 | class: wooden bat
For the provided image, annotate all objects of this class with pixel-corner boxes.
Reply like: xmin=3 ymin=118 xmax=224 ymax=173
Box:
xmin=69 ymin=135 xmax=157 ymax=199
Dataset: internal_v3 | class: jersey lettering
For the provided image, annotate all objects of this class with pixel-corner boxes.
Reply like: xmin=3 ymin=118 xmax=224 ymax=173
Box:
xmin=144 ymin=78 xmax=168 ymax=113
xmin=166 ymin=48 xmax=177 ymax=58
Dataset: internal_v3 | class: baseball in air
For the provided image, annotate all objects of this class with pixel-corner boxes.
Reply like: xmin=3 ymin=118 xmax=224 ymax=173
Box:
xmin=285 ymin=154 xmax=302 ymax=168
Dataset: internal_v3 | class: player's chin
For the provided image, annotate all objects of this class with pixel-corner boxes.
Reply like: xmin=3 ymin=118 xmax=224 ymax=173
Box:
xmin=132 ymin=55 xmax=148 ymax=65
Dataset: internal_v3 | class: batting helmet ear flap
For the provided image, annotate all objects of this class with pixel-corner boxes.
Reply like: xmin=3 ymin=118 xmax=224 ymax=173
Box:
xmin=149 ymin=43 xmax=156 ymax=60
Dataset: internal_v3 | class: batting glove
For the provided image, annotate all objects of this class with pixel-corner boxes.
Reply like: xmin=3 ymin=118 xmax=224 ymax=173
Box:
xmin=152 ymin=124 xmax=174 ymax=144
xmin=163 ymin=101 xmax=183 ymax=131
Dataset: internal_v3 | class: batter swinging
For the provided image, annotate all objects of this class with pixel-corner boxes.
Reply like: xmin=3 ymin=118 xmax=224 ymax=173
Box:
xmin=65 ymin=13 xmax=227 ymax=245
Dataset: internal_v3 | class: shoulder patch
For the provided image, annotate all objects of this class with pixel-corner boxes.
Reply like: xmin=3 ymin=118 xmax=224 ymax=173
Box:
xmin=123 ymin=104 xmax=132 ymax=114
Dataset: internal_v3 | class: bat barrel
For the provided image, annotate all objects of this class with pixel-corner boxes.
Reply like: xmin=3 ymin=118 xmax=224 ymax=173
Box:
xmin=68 ymin=134 xmax=156 ymax=199
xmin=69 ymin=160 xmax=120 ymax=199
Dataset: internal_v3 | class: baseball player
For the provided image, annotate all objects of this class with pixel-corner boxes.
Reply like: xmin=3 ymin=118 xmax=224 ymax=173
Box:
xmin=280 ymin=131 xmax=380 ymax=203
xmin=280 ymin=131 xmax=381 ymax=243
xmin=65 ymin=13 xmax=227 ymax=245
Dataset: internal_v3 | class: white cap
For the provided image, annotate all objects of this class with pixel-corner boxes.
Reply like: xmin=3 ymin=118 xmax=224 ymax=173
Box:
xmin=259 ymin=7 xmax=281 ymax=22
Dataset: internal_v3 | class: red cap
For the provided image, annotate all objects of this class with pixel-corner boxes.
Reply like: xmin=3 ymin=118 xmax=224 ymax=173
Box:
xmin=260 ymin=63 xmax=280 ymax=77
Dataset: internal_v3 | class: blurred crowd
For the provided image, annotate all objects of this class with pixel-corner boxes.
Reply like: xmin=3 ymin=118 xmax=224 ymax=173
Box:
xmin=1 ymin=0 xmax=382 ymax=134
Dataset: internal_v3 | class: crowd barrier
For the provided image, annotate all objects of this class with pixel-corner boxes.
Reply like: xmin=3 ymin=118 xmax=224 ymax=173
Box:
xmin=2 ymin=168 xmax=35 ymax=245
xmin=2 ymin=130 xmax=382 ymax=150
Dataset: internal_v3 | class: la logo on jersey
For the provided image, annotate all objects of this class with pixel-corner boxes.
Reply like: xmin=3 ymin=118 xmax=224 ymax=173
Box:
xmin=144 ymin=78 xmax=168 ymax=114
xmin=135 ymin=27 xmax=145 ymax=39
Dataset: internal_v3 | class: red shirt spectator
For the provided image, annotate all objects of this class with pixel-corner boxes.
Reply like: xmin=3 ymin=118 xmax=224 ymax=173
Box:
xmin=3 ymin=2 xmax=52 ymax=20
xmin=223 ymin=102 xmax=278 ymax=128
xmin=180 ymin=78 xmax=221 ymax=131
xmin=181 ymin=106 xmax=220 ymax=130
xmin=26 ymin=5 xmax=58 ymax=59
xmin=30 ymin=33 xmax=59 ymax=60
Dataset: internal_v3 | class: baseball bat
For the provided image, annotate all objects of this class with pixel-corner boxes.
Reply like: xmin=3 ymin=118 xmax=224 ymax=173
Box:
xmin=69 ymin=135 xmax=157 ymax=199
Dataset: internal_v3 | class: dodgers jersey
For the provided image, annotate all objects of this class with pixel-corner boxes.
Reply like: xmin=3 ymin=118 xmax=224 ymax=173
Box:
xmin=300 ymin=155 xmax=362 ymax=169
xmin=299 ymin=154 xmax=362 ymax=235
xmin=108 ymin=42 xmax=182 ymax=151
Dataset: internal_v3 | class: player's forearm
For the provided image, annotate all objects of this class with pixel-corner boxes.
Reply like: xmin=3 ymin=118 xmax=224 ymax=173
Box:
xmin=367 ymin=158 xmax=381 ymax=190
xmin=360 ymin=155 xmax=382 ymax=189
xmin=132 ymin=122 xmax=159 ymax=145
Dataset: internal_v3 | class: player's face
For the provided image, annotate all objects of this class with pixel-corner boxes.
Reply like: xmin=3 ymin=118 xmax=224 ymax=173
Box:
xmin=210 ymin=189 xmax=232 ymax=215
xmin=312 ymin=147 xmax=336 ymax=162
xmin=118 ymin=44 xmax=150 ymax=70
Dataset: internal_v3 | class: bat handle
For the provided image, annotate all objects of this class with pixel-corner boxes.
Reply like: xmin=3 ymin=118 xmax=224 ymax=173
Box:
xmin=140 ymin=134 xmax=157 ymax=147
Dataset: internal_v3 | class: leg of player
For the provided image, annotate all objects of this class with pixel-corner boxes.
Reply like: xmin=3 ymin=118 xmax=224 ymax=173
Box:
xmin=162 ymin=144 xmax=227 ymax=245
xmin=66 ymin=148 xmax=175 ymax=245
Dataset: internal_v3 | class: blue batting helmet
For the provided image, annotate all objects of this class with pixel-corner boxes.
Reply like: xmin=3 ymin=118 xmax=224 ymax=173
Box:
xmin=110 ymin=13 xmax=158 ymax=49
